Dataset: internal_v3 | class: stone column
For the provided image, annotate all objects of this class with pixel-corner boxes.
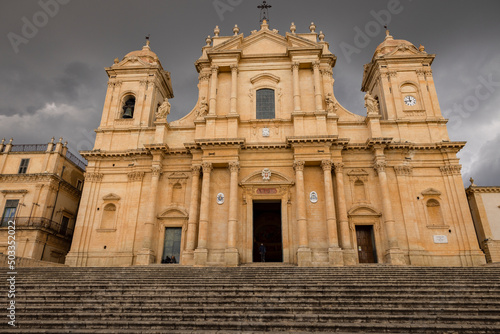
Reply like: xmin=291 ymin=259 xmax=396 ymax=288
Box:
xmin=374 ymin=160 xmax=405 ymax=265
xmin=333 ymin=162 xmax=356 ymax=265
xmin=321 ymin=160 xmax=343 ymax=265
xmin=292 ymin=62 xmax=302 ymax=111
xmin=226 ymin=161 xmax=240 ymax=265
xmin=313 ymin=61 xmax=323 ymax=111
xmin=182 ymin=165 xmax=201 ymax=265
xmin=194 ymin=162 xmax=212 ymax=265
xmin=136 ymin=165 xmax=161 ymax=265
xmin=230 ymin=64 xmax=238 ymax=114
xmin=208 ymin=65 xmax=219 ymax=115
xmin=294 ymin=160 xmax=311 ymax=266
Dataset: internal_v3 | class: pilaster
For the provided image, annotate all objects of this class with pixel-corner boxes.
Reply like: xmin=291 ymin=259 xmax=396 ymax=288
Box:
xmin=294 ymin=160 xmax=311 ymax=266
xmin=321 ymin=160 xmax=342 ymax=266
xmin=194 ymin=162 xmax=212 ymax=266
xmin=225 ymin=161 xmax=240 ymax=266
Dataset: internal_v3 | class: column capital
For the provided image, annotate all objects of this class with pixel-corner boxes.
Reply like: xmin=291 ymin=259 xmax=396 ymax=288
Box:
xmin=191 ymin=164 xmax=202 ymax=176
xmin=211 ymin=65 xmax=219 ymax=73
xmin=228 ymin=161 xmax=240 ymax=173
xmin=321 ymin=160 xmax=333 ymax=171
xmin=151 ymin=166 xmax=162 ymax=177
xmin=293 ymin=160 xmax=305 ymax=172
xmin=291 ymin=62 xmax=300 ymax=71
xmin=320 ymin=68 xmax=333 ymax=77
xmin=312 ymin=61 xmax=320 ymax=69
xmin=128 ymin=171 xmax=145 ymax=181
xmin=394 ymin=165 xmax=413 ymax=176
xmin=202 ymin=162 xmax=213 ymax=173
xmin=373 ymin=161 xmax=387 ymax=174
xmin=198 ymin=73 xmax=211 ymax=81
xmin=230 ymin=64 xmax=238 ymax=72
xmin=440 ymin=164 xmax=461 ymax=175
xmin=333 ymin=162 xmax=344 ymax=173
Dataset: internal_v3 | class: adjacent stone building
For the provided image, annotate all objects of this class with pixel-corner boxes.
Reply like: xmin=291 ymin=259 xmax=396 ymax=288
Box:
xmin=0 ymin=138 xmax=86 ymax=264
xmin=466 ymin=180 xmax=500 ymax=263
xmin=66 ymin=21 xmax=485 ymax=267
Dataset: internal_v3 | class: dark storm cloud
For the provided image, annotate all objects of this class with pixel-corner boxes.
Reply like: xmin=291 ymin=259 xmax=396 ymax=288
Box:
xmin=465 ymin=133 xmax=500 ymax=187
xmin=0 ymin=0 xmax=499 ymax=186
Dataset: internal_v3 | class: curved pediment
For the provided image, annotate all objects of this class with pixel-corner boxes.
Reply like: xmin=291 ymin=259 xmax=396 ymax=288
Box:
xmin=348 ymin=205 xmax=381 ymax=217
xmin=240 ymin=169 xmax=294 ymax=186
xmin=158 ymin=205 xmax=188 ymax=219
xmin=250 ymin=73 xmax=280 ymax=85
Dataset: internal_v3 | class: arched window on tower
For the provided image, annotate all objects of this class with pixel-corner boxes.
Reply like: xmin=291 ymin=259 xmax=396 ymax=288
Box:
xmin=256 ymin=88 xmax=275 ymax=119
xmin=122 ymin=96 xmax=135 ymax=118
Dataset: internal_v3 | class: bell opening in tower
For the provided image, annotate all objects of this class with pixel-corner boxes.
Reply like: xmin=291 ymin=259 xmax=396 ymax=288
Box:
xmin=252 ymin=200 xmax=283 ymax=263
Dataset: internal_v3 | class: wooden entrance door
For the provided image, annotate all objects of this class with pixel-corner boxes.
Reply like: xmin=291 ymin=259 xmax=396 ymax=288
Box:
xmin=356 ymin=225 xmax=377 ymax=263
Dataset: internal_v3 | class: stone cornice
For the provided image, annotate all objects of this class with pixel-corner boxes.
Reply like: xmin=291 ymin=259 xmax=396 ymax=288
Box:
xmin=466 ymin=186 xmax=500 ymax=194
xmin=287 ymin=135 xmax=338 ymax=144
xmin=194 ymin=138 xmax=245 ymax=147
xmin=80 ymin=149 xmax=150 ymax=158
xmin=0 ymin=173 xmax=81 ymax=198
xmin=244 ymin=143 xmax=290 ymax=150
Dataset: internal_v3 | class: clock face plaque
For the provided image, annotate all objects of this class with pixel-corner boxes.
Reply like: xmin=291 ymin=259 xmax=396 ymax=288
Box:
xmin=404 ymin=95 xmax=417 ymax=106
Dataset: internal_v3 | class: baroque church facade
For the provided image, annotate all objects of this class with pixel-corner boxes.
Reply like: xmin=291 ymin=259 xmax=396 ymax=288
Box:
xmin=65 ymin=20 xmax=486 ymax=267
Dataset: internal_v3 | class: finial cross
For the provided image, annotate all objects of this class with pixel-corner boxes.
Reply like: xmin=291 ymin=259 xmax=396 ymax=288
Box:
xmin=258 ymin=1 xmax=271 ymax=22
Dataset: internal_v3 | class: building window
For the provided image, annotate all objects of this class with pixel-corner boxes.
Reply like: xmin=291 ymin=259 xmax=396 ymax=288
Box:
xmin=256 ymin=88 xmax=275 ymax=119
xmin=60 ymin=216 xmax=70 ymax=236
xmin=18 ymin=159 xmax=29 ymax=174
xmin=1 ymin=200 xmax=19 ymax=226
xmin=76 ymin=180 xmax=83 ymax=191
xmin=122 ymin=96 xmax=135 ymax=118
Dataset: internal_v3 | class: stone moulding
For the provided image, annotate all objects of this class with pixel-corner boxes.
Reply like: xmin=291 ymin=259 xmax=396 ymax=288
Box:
xmin=466 ymin=186 xmax=500 ymax=194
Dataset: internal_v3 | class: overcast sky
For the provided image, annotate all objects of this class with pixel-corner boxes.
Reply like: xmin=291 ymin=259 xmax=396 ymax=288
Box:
xmin=1 ymin=0 xmax=499 ymax=186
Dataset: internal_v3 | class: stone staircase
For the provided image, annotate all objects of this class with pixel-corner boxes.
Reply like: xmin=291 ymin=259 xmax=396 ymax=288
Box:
xmin=1 ymin=265 xmax=500 ymax=333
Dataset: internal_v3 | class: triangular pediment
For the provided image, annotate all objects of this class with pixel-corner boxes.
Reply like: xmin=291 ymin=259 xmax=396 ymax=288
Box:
xmin=421 ymin=188 xmax=441 ymax=196
xmin=286 ymin=33 xmax=322 ymax=49
xmin=211 ymin=35 xmax=244 ymax=52
xmin=102 ymin=193 xmax=121 ymax=201
xmin=241 ymin=31 xmax=288 ymax=55
xmin=383 ymin=44 xmax=426 ymax=58
xmin=115 ymin=56 xmax=156 ymax=68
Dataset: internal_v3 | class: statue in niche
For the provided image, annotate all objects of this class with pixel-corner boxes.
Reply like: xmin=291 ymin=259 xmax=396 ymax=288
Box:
xmin=197 ymin=97 xmax=208 ymax=117
xmin=155 ymin=98 xmax=171 ymax=120
xmin=325 ymin=93 xmax=337 ymax=114
xmin=364 ymin=92 xmax=379 ymax=115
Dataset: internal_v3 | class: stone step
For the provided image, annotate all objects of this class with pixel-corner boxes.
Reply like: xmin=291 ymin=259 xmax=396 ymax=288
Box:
xmin=7 ymin=319 xmax=500 ymax=333
xmin=10 ymin=298 xmax=500 ymax=310
xmin=17 ymin=311 xmax=500 ymax=325
xmin=14 ymin=283 xmax=500 ymax=290
xmin=15 ymin=305 xmax=499 ymax=316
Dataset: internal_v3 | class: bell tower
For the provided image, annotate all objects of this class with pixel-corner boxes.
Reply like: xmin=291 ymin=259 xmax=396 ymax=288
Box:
xmin=361 ymin=30 xmax=443 ymax=123
xmin=94 ymin=38 xmax=174 ymax=151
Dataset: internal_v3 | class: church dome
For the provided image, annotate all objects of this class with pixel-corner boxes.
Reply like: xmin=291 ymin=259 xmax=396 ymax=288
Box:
xmin=124 ymin=41 xmax=159 ymax=64
xmin=373 ymin=30 xmax=416 ymax=58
